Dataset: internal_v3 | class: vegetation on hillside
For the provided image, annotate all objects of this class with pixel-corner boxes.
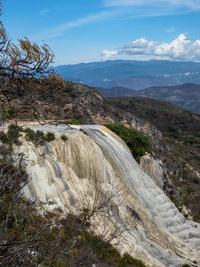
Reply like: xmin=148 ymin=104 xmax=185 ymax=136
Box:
xmin=109 ymin=97 xmax=200 ymax=222
xmin=97 ymin=83 xmax=200 ymax=115
xmin=0 ymin=124 xmax=55 ymax=147
xmin=136 ymin=83 xmax=200 ymax=115
xmin=109 ymin=97 xmax=200 ymax=142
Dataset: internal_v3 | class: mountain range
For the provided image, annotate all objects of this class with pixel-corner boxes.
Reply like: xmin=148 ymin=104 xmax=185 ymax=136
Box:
xmin=54 ymin=60 xmax=200 ymax=90
xmin=97 ymin=83 xmax=200 ymax=114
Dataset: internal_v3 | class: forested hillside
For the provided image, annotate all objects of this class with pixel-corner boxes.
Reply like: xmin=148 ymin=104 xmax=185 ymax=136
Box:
xmin=97 ymin=83 xmax=200 ymax=115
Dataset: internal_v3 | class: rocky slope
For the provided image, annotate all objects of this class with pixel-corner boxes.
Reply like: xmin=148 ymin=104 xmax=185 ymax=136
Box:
xmin=13 ymin=124 xmax=200 ymax=267
xmin=2 ymin=81 xmax=160 ymax=138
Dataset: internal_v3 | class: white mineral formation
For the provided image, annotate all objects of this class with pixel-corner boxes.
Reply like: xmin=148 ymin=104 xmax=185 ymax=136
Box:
xmin=13 ymin=124 xmax=200 ymax=267
xmin=140 ymin=154 xmax=164 ymax=189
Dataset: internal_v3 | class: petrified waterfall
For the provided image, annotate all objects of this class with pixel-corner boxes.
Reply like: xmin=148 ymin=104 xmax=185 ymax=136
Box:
xmin=14 ymin=124 xmax=200 ymax=267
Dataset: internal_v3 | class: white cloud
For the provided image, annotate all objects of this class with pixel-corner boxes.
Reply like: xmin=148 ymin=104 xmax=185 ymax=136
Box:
xmin=35 ymin=10 xmax=119 ymax=39
xmin=101 ymin=34 xmax=200 ymax=61
xmin=101 ymin=50 xmax=118 ymax=58
xmin=104 ymin=0 xmax=200 ymax=9
xmin=121 ymin=38 xmax=157 ymax=55
xmin=102 ymin=0 xmax=200 ymax=23
xmin=155 ymin=34 xmax=191 ymax=59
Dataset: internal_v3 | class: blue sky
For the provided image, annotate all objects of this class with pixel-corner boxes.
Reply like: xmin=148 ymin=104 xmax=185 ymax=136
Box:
xmin=2 ymin=0 xmax=200 ymax=65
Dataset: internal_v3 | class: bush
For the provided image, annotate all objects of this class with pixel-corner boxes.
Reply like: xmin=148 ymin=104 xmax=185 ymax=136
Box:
xmin=61 ymin=135 xmax=68 ymax=142
xmin=25 ymin=128 xmax=55 ymax=145
xmin=24 ymin=128 xmax=36 ymax=142
xmin=0 ymin=124 xmax=22 ymax=146
xmin=84 ymin=233 xmax=145 ymax=266
xmin=63 ymin=87 xmax=73 ymax=93
xmin=120 ymin=253 xmax=145 ymax=267
xmin=105 ymin=124 xmax=151 ymax=162
xmin=2 ymin=108 xmax=15 ymax=119
xmin=68 ymin=119 xmax=80 ymax=125
xmin=44 ymin=132 xmax=55 ymax=142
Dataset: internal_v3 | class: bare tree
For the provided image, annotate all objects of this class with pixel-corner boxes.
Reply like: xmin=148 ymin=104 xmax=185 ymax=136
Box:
xmin=0 ymin=2 xmax=66 ymax=124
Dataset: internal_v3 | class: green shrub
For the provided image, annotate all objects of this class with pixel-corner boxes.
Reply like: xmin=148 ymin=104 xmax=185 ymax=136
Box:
xmin=0 ymin=124 xmax=22 ymax=146
xmin=44 ymin=132 xmax=55 ymax=142
xmin=0 ymin=126 xmax=55 ymax=147
xmin=86 ymin=234 xmax=120 ymax=261
xmin=105 ymin=124 xmax=151 ymax=162
xmin=25 ymin=128 xmax=55 ymax=145
xmin=24 ymin=128 xmax=36 ymax=142
xmin=5 ymin=108 xmax=15 ymax=119
xmin=61 ymin=135 xmax=68 ymax=142
xmin=1 ymin=108 xmax=15 ymax=120
xmin=68 ymin=119 xmax=80 ymax=125
xmin=84 ymin=233 xmax=145 ymax=266
xmin=63 ymin=87 xmax=72 ymax=93
xmin=35 ymin=130 xmax=45 ymax=140
xmin=120 ymin=253 xmax=145 ymax=267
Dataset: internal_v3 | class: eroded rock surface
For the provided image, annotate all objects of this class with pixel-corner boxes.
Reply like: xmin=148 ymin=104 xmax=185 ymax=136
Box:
xmin=140 ymin=154 xmax=164 ymax=189
xmin=13 ymin=124 xmax=200 ymax=267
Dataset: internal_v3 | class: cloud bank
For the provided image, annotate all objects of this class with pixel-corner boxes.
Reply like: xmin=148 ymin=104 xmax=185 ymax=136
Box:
xmin=101 ymin=34 xmax=200 ymax=61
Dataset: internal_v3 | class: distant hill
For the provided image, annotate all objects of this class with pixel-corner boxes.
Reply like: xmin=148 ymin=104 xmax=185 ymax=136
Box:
xmin=96 ymin=83 xmax=200 ymax=114
xmin=137 ymin=83 xmax=200 ymax=114
xmin=97 ymin=86 xmax=136 ymax=98
xmin=54 ymin=60 xmax=200 ymax=89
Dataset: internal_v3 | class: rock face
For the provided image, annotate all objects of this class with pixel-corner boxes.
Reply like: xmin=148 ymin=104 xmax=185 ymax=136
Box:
xmin=140 ymin=154 xmax=164 ymax=189
xmin=14 ymin=124 xmax=200 ymax=267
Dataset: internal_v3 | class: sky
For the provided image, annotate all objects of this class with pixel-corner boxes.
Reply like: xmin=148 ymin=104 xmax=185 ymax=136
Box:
xmin=2 ymin=0 xmax=200 ymax=65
